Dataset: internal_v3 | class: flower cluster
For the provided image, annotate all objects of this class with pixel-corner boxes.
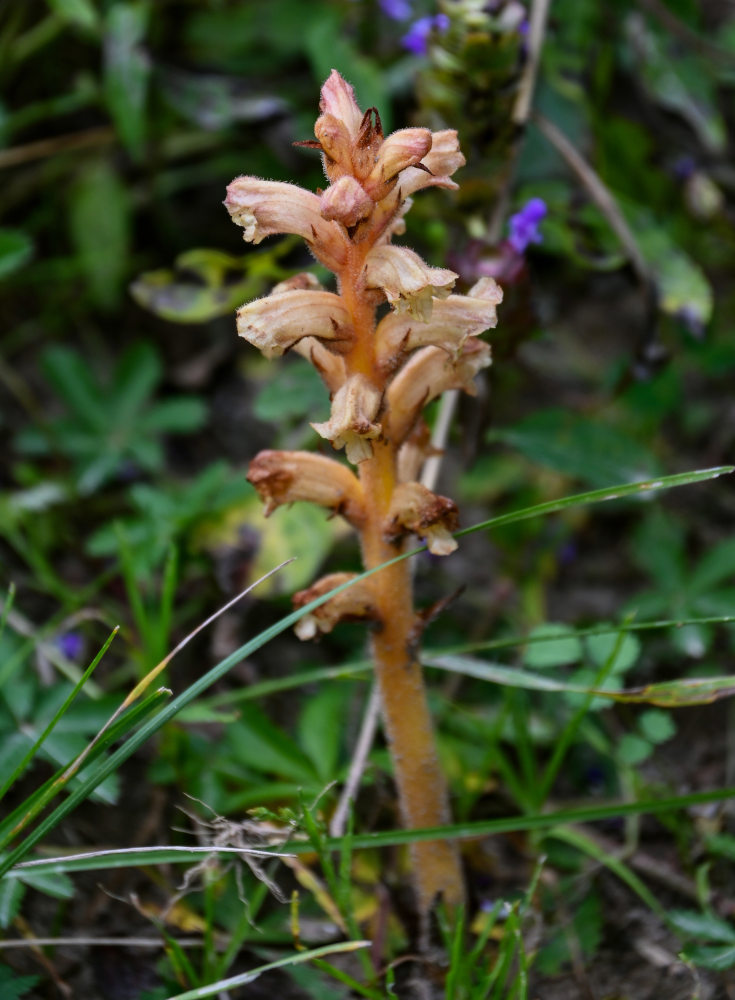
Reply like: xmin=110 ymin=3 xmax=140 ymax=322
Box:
xmin=225 ymin=70 xmax=501 ymax=637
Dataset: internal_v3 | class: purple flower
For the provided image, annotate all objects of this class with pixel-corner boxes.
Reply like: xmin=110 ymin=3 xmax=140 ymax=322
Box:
xmin=507 ymin=197 xmax=547 ymax=254
xmin=401 ymin=13 xmax=450 ymax=55
xmin=380 ymin=0 xmax=413 ymax=19
xmin=57 ymin=631 xmax=84 ymax=661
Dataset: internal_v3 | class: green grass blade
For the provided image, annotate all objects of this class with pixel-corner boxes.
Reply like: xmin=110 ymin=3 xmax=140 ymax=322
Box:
xmin=274 ymin=785 xmax=735 ymax=853
xmin=0 ymin=627 xmax=118 ymax=803
xmin=162 ymin=941 xmax=370 ymax=1000
xmin=425 ymin=653 xmax=735 ymax=707
xmin=454 ymin=466 xmax=732 ymax=539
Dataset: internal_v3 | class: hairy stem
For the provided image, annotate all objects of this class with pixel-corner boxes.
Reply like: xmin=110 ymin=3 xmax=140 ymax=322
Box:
xmin=340 ymin=244 xmax=465 ymax=913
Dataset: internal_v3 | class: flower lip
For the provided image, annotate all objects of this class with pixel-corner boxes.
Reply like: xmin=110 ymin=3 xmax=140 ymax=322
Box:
xmin=365 ymin=245 xmax=457 ymax=321
xmin=293 ymin=572 xmax=379 ymax=639
xmin=247 ymin=449 xmax=365 ymax=525
xmin=385 ymin=482 xmax=459 ymax=556
xmin=312 ymin=374 xmax=383 ymax=465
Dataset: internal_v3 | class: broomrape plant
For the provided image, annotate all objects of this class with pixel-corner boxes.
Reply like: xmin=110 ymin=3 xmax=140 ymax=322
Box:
xmin=225 ymin=70 xmax=502 ymax=915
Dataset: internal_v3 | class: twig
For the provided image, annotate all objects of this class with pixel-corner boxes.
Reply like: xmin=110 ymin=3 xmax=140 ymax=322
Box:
xmin=531 ymin=110 xmax=653 ymax=295
xmin=0 ymin=126 xmax=115 ymax=169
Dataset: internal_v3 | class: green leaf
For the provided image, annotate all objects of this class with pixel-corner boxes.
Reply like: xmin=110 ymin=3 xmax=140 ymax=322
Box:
xmin=47 ymin=0 xmax=99 ymax=29
xmin=103 ymin=2 xmax=151 ymax=158
xmin=425 ymin=652 xmax=735 ymax=707
xmin=297 ymin=687 xmax=346 ymax=782
xmin=0 ymin=964 xmax=40 ymax=1000
xmin=226 ymin=706 xmax=318 ymax=785
xmin=0 ymin=229 xmax=33 ymax=279
xmin=523 ymin=623 xmax=583 ymax=669
xmin=253 ymin=362 xmax=329 ymax=424
xmin=0 ymin=877 xmax=25 ymax=928
xmin=490 ymin=410 xmax=661 ymax=488
xmin=617 ymin=733 xmax=652 ymax=766
xmin=682 ymin=943 xmax=735 ymax=971
xmin=669 ymin=909 xmax=735 ymax=943
xmin=638 ymin=709 xmax=676 ymax=745
xmin=138 ymin=397 xmax=208 ymax=434
xmin=130 ymin=268 xmax=260 ymax=323
xmin=690 ymin=537 xmax=735 ymax=594
xmin=585 ymin=630 xmax=640 ymax=675
xmin=68 ymin=160 xmax=130 ymax=310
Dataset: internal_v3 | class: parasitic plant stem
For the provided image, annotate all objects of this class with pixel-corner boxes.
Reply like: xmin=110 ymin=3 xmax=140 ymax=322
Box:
xmin=225 ymin=70 xmax=503 ymax=917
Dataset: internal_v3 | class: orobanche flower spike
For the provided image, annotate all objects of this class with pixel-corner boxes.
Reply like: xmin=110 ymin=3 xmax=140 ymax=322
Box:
xmin=226 ymin=70 xmax=502 ymax=917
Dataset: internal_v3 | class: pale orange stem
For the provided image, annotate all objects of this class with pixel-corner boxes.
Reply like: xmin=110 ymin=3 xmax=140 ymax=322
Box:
xmin=338 ymin=242 xmax=465 ymax=914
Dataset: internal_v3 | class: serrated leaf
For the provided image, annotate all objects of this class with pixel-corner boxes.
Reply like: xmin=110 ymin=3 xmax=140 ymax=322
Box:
xmin=0 ymin=963 xmax=40 ymax=1000
xmin=0 ymin=877 xmax=25 ymax=928
xmin=0 ymin=229 xmax=33 ymax=279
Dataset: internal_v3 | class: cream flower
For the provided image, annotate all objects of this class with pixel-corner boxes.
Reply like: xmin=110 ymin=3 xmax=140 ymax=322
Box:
xmin=236 ymin=289 xmax=353 ymax=359
xmin=363 ymin=128 xmax=433 ymax=201
xmin=375 ymin=277 xmax=503 ymax=371
xmin=365 ymin=245 xmax=457 ymax=321
xmin=385 ymin=340 xmax=492 ymax=444
xmin=248 ymin=449 xmax=364 ymax=526
xmin=311 ymin=374 xmax=383 ymax=464
xmin=224 ymin=177 xmax=347 ymax=269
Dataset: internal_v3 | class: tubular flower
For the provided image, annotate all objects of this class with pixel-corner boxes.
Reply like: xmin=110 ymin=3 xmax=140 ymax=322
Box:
xmin=385 ymin=482 xmax=459 ymax=556
xmin=236 ymin=289 xmax=353 ymax=359
xmin=293 ymin=573 xmax=379 ymax=640
xmin=311 ymin=374 xmax=383 ymax=464
xmin=375 ymin=276 xmax=503 ymax=371
xmin=224 ymin=178 xmax=347 ymax=269
xmin=247 ymin=450 xmax=365 ymax=526
xmin=385 ymin=340 xmax=492 ymax=444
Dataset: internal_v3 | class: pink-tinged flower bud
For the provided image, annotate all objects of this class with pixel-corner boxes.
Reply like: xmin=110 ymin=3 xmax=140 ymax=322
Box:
xmin=293 ymin=572 xmax=378 ymax=640
xmin=224 ymin=177 xmax=346 ymax=270
xmin=375 ymin=276 xmax=503 ymax=371
xmin=319 ymin=70 xmax=364 ymax=140
xmin=385 ymin=482 xmax=459 ymax=556
xmin=320 ymin=176 xmax=374 ymax=226
xmin=365 ymin=245 xmax=457 ymax=321
xmin=363 ymin=128 xmax=433 ymax=201
xmin=399 ymin=130 xmax=466 ymax=198
xmin=312 ymin=374 xmax=383 ymax=464
xmin=314 ymin=113 xmax=354 ymax=181
xmin=248 ymin=449 xmax=365 ymax=526
xmin=292 ymin=337 xmax=347 ymax=394
xmin=385 ymin=340 xmax=492 ymax=444
xmin=236 ymin=289 xmax=353 ymax=359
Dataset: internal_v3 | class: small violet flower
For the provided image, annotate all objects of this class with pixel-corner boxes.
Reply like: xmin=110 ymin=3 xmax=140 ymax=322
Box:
xmin=380 ymin=0 xmax=413 ymax=19
xmin=507 ymin=197 xmax=547 ymax=255
xmin=57 ymin=631 xmax=84 ymax=661
xmin=402 ymin=14 xmax=450 ymax=55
